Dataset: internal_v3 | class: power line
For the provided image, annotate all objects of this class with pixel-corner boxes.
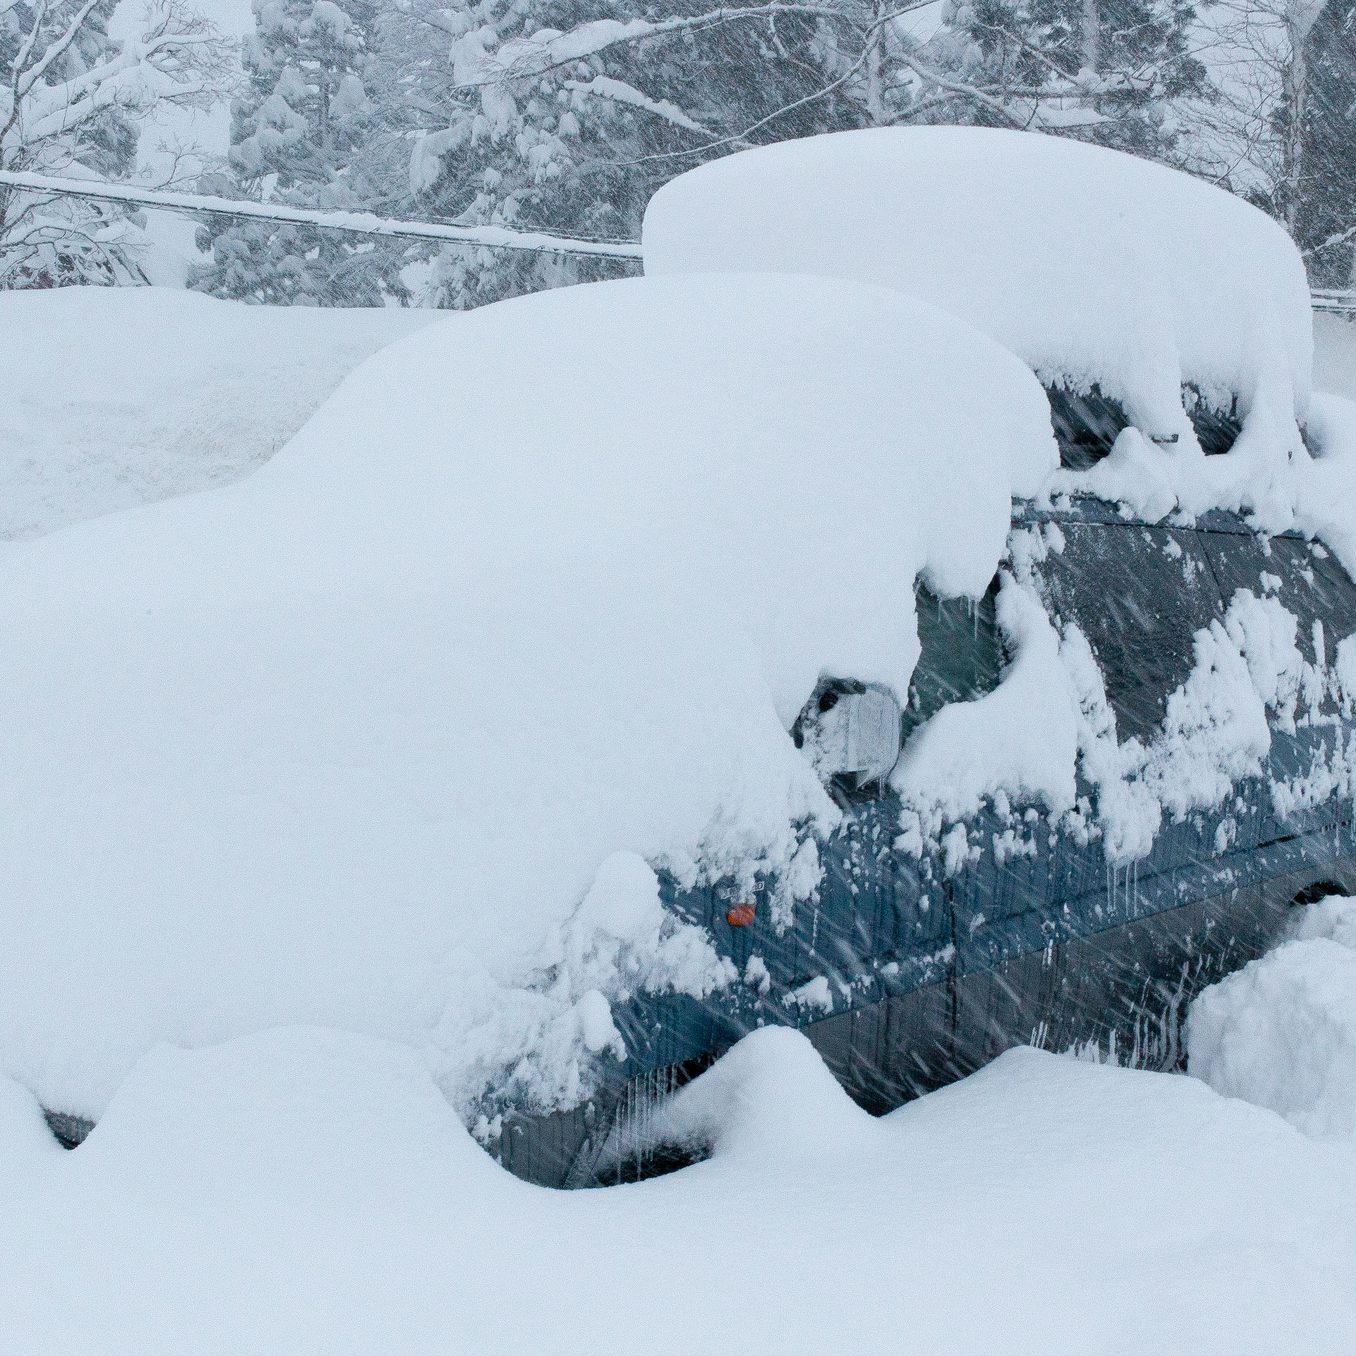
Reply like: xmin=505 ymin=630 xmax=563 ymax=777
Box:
xmin=0 ymin=170 xmax=644 ymax=261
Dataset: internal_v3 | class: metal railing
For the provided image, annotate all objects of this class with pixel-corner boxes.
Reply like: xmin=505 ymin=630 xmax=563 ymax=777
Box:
xmin=1312 ymin=288 xmax=1356 ymax=315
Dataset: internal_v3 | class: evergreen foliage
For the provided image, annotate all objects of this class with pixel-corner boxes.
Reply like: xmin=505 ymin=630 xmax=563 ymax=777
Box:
xmin=192 ymin=0 xmax=407 ymax=303
xmin=184 ymin=0 xmax=1356 ymax=304
xmin=1297 ymin=1 xmax=1356 ymax=285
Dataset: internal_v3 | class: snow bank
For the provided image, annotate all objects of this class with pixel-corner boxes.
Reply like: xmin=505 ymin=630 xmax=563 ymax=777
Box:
xmin=1188 ymin=895 xmax=1356 ymax=1139
xmin=0 ymin=286 xmax=434 ymax=541
xmin=2 ymin=1026 xmax=1353 ymax=1354
xmin=649 ymin=1024 xmax=876 ymax=1161
xmin=1292 ymin=893 xmax=1356 ymax=949
xmin=0 ymin=274 xmax=1055 ymax=1120
xmin=645 ymin=127 xmax=1312 ymax=451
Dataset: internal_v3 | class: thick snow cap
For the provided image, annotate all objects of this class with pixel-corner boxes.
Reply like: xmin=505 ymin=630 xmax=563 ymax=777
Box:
xmin=644 ymin=127 xmax=1314 ymax=444
xmin=0 ymin=274 xmax=1055 ymax=1118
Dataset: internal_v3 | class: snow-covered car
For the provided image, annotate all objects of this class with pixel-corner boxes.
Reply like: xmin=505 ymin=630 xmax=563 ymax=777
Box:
xmin=509 ymin=496 xmax=1356 ymax=1186
xmin=10 ymin=130 xmax=1356 ymax=1194
xmin=496 ymin=129 xmax=1356 ymax=1185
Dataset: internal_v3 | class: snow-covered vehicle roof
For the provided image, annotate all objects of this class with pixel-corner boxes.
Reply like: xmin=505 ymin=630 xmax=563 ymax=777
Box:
xmin=644 ymin=127 xmax=1316 ymax=522
xmin=0 ymin=273 xmax=1054 ymax=1123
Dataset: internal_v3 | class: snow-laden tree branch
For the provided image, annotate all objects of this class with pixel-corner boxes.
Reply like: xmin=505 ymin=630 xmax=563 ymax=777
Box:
xmin=451 ymin=5 xmax=855 ymax=91
xmin=453 ymin=0 xmax=1190 ymax=131
xmin=565 ymin=75 xmax=718 ymax=138
xmin=0 ymin=0 xmax=231 ymax=286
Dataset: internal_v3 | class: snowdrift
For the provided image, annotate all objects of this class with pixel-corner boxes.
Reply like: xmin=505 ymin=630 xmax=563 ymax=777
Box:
xmin=1189 ymin=894 xmax=1356 ymax=1138
xmin=1 ymin=1026 xmax=1353 ymax=1355
xmin=0 ymin=286 xmax=433 ymax=541
xmin=0 ymin=273 xmax=1055 ymax=1121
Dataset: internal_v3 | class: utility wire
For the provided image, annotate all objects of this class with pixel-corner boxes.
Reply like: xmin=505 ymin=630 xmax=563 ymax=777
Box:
xmin=0 ymin=170 xmax=644 ymax=260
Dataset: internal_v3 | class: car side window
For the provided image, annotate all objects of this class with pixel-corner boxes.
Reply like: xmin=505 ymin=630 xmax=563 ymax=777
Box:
xmin=1026 ymin=522 xmax=1222 ymax=740
xmin=903 ymin=577 xmax=1002 ymax=740
xmin=1199 ymin=525 xmax=1356 ymax=671
xmin=1046 ymin=385 xmax=1126 ymax=469
xmin=1047 ymin=383 xmax=1243 ymax=467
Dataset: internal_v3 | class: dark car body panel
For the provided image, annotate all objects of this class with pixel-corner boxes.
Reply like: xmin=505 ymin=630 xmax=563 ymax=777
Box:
xmin=494 ymin=498 xmax=1356 ymax=1187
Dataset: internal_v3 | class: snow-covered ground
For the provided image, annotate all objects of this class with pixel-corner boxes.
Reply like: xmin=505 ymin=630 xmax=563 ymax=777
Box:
xmin=2 ymin=911 xmax=1355 ymax=1354
xmin=0 ymin=287 xmax=433 ymax=541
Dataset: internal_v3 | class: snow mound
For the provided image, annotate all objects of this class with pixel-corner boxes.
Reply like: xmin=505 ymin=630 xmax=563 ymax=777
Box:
xmin=649 ymin=1025 xmax=875 ymax=1160
xmin=645 ymin=127 xmax=1313 ymax=520
xmin=0 ymin=286 xmax=434 ymax=541
xmin=0 ymin=274 xmax=1056 ymax=1121
xmin=1291 ymin=893 xmax=1356 ymax=949
xmin=1188 ymin=897 xmax=1356 ymax=1139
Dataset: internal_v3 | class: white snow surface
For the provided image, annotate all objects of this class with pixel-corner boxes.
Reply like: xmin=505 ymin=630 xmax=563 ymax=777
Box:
xmin=3 ymin=884 xmax=1354 ymax=1352
xmin=644 ymin=128 xmax=1356 ymax=545
xmin=0 ymin=286 xmax=434 ymax=541
xmin=1189 ymin=895 xmax=1356 ymax=1140
xmin=0 ymin=274 xmax=1055 ymax=1120
xmin=2 ymin=1023 xmax=1354 ymax=1354
xmin=1314 ymin=314 xmax=1356 ymax=401
xmin=645 ymin=127 xmax=1312 ymax=448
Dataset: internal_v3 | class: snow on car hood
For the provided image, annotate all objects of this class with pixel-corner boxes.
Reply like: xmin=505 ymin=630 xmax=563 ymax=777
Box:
xmin=0 ymin=273 xmax=1055 ymax=1120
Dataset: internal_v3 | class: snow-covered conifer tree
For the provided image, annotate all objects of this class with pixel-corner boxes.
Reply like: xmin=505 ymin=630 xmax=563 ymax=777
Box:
xmin=917 ymin=0 xmax=1206 ymax=157
xmin=392 ymin=0 xmax=1209 ymax=307
xmin=192 ymin=0 xmax=406 ymax=304
xmin=1298 ymin=1 xmax=1356 ymax=284
xmin=390 ymin=1 xmax=863 ymax=308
